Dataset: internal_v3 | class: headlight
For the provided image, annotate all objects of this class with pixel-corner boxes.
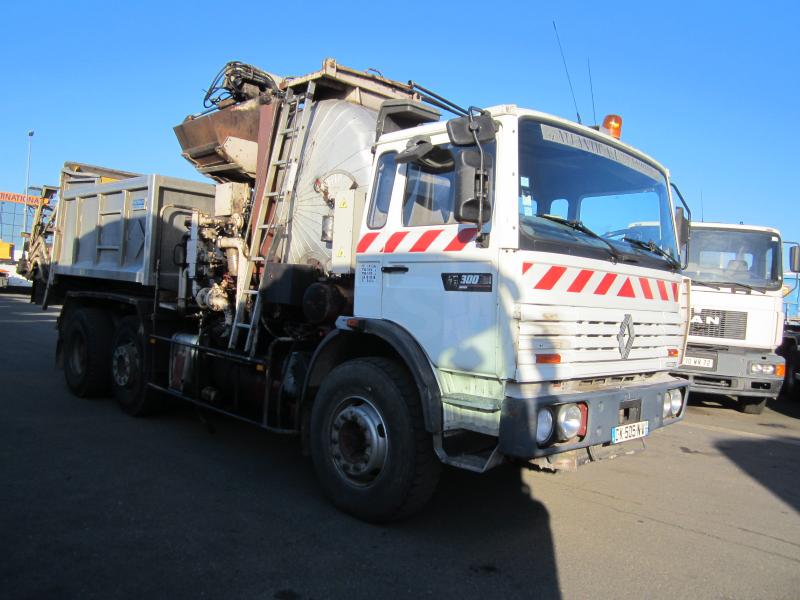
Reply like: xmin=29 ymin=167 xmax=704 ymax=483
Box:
xmin=536 ymin=408 xmax=554 ymax=445
xmin=556 ymin=403 xmax=583 ymax=441
xmin=669 ymin=388 xmax=683 ymax=416
xmin=662 ymin=395 xmax=672 ymax=418
xmin=749 ymin=363 xmax=775 ymax=375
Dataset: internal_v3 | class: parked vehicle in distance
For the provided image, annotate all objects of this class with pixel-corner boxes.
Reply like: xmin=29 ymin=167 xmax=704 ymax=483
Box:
xmin=674 ymin=222 xmax=799 ymax=413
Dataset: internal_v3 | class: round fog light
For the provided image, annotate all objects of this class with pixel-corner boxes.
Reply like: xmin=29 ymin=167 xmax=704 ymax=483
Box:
xmin=556 ymin=403 xmax=583 ymax=441
xmin=536 ymin=408 xmax=554 ymax=445
xmin=669 ymin=389 xmax=683 ymax=416
xmin=662 ymin=395 xmax=672 ymax=418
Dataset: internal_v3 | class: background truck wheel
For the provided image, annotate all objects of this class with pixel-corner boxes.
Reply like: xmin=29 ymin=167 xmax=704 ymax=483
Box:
xmin=783 ymin=349 xmax=799 ymax=399
xmin=738 ymin=396 xmax=767 ymax=415
xmin=63 ymin=307 xmax=114 ymax=397
xmin=111 ymin=316 xmax=158 ymax=416
xmin=310 ymin=357 xmax=441 ymax=523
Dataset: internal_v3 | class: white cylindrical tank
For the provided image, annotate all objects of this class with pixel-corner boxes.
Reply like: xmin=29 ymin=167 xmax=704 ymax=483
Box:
xmin=287 ymin=99 xmax=377 ymax=271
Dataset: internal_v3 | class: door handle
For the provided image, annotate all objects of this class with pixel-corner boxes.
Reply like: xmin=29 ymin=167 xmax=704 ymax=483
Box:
xmin=381 ymin=265 xmax=409 ymax=273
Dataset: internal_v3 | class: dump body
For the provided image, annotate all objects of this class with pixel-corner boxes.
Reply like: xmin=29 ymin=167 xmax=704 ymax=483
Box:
xmin=51 ymin=175 xmax=214 ymax=292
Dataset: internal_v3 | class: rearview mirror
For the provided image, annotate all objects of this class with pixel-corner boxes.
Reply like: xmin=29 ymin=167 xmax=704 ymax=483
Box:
xmin=447 ymin=113 xmax=497 ymax=146
xmin=454 ymin=150 xmax=492 ymax=224
xmin=790 ymin=245 xmax=800 ymax=273
xmin=675 ymin=207 xmax=690 ymax=248
xmin=395 ymin=136 xmax=454 ymax=173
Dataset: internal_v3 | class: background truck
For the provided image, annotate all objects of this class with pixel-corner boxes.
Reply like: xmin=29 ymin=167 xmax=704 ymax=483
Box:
xmin=39 ymin=58 xmax=691 ymax=521
xmin=674 ymin=222 xmax=799 ymax=413
xmin=778 ymin=266 xmax=800 ymax=398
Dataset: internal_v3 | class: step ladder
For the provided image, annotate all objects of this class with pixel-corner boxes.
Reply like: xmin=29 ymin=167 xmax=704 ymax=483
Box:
xmin=228 ymin=84 xmax=316 ymax=355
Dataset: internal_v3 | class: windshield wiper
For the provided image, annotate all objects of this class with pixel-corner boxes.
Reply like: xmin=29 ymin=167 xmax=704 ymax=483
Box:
xmin=699 ymin=280 xmax=759 ymax=292
xmin=690 ymin=280 xmax=721 ymax=290
xmin=621 ymin=237 xmax=680 ymax=270
xmin=537 ymin=214 xmax=622 ymax=263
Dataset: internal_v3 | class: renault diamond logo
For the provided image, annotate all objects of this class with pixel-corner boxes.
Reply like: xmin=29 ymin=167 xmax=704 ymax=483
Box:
xmin=617 ymin=314 xmax=635 ymax=359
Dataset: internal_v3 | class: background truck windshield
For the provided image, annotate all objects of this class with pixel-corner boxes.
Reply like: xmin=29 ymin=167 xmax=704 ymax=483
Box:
xmin=685 ymin=227 xmax=782 ymax=290
xmin=518 ymin=118 xmax=678 ymax=269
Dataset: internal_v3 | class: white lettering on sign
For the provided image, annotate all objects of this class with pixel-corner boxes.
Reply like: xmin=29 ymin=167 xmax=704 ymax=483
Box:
xmin=359 ymin=262 xmax=379 ymax=287
xmin=132 ymin=198 xmax=147 ymax=211
xmin=540 ymin=124 xmax=662 ymax=181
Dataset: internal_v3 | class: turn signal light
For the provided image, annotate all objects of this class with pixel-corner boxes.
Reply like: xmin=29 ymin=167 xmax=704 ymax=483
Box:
xmin=602 ymin=114 xmax=622 ymax=139
xmin=668 ymin=348 xmax=679 ymax=358
xmin=536 ymin=354 xmax=562 ymax=364
xmin=776 ymin=363 xmax=786 ymax=378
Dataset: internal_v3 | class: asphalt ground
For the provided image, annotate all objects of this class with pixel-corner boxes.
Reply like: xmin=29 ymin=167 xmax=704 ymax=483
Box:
xmin=2 ymin=292 xmax=799 ymax=600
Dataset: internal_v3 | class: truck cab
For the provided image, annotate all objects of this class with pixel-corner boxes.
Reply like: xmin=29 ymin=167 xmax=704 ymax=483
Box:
xmin=675 ymin=222 xmax=791 ymax=413
xmin=351 ymin=105 xmax=690 ymax=471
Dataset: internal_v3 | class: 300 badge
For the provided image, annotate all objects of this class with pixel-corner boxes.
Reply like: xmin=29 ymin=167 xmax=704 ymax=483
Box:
xmin=441 ymin=273 xmax=493 ymax=292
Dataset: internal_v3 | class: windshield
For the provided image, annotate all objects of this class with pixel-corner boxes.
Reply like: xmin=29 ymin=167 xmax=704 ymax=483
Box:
xmin=517 ymin=118 xmax=679 ymax=269
xmin=685 ymin=227 xmax=782 ymax=290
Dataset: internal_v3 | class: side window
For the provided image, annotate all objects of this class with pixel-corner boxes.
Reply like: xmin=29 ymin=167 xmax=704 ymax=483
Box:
xmin=402 ymin=163 xmax=456 ymax=227
xmin=367 ymin=152 xmax=397 ymax=229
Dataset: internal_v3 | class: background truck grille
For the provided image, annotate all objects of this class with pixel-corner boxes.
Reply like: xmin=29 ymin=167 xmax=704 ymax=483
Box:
xmin=689 ymin=309 xmax=747 ymax=340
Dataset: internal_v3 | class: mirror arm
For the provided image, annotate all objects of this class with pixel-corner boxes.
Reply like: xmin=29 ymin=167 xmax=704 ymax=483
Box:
xmin=469 ymin=107 xmax=488 ymax=243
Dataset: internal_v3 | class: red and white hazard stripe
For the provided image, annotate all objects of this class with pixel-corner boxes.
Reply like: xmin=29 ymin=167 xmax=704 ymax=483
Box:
xmin=522 ymin=262 xmax=679 ymax=302
xmin=356 ymin=228 xmax=479 ymax=254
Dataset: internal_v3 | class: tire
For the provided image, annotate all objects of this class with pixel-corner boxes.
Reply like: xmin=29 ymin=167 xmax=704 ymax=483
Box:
xmin=783 ymin=349 xmax=799 ymax=400
xmin=111 ymin=316 xmax=159 ymax=416
xmin=62 ymin=307 xmax=114 ymax=397
xmin=310 ymin=357 xmax=441 ymax=523
xmin=739 ymin=396 xmax=767 ymax=415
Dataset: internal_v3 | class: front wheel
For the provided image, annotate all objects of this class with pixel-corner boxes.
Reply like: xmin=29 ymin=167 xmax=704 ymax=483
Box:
xmin=739 ymin=396 xmax=767 ymax=415
xmin=310 ymin=358 xmax=441 ymax=522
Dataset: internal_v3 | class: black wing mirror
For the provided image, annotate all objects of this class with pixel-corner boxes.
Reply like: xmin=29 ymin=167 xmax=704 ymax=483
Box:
xmin=454 ymin=150 xmax=492 ymax=224
xmin=395 ymin=136 xmax=454 ymax=173
xmin=446 ymin=113 xmax=497 ymax=146
xmin=790 ymin=245 xmax=800 ymax=273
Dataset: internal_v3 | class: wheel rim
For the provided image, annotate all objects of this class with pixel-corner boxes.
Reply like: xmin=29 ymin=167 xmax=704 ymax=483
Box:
xmin=68 ymin=332 xmax=87 ymax=377
xmin=329 ymin=396 xmax=389 ymax=486
xmin=112 ymin=341 xmax=139 ymax=388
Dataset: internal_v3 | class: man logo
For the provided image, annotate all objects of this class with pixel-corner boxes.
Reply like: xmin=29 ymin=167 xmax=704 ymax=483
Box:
xmin=617 ymin=314 xmax=635 ymax=359
xmin=690 ymin=314 xmax=721 ymax=326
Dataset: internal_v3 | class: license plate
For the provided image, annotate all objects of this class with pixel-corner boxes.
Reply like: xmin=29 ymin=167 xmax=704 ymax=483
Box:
xmin=683 ymin=353 xmax=716 ymax=370
xmin=612 ymin=421 xmax=649 ymax=444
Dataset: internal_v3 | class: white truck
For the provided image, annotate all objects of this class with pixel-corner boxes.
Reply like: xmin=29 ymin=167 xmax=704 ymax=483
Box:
xmin=41 ymin=59 xmax=691 ymax=521
xmin=675 ymin=222 xmax=799 ymax=413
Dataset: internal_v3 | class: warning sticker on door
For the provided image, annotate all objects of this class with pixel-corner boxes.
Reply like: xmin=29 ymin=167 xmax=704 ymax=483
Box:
xmin=359 ymin=262 xmax=379 ymax=286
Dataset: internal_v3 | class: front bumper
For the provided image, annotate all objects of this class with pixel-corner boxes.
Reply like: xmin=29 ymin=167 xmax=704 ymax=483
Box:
xmin=673 ymin=347 xmax=783 ymax=399
xmin=498 ymin=378 xmax=688 ymax=460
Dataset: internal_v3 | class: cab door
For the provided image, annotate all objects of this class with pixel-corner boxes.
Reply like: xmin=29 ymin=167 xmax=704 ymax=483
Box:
xmin=375 ymin=141 xmax=498 ymax=376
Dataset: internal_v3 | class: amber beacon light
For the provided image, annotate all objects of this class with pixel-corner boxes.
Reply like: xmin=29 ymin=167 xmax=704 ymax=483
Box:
xmin=602 ymin=114 xmax=623 ymax=139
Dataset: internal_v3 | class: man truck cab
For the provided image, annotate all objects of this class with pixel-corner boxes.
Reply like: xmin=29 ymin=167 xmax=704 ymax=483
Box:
xmin=675 ymin=222 xmax=798 ymax=413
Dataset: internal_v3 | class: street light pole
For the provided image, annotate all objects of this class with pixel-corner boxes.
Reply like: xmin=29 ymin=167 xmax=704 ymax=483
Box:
xmin=22 ymin=130 xmax=34 ymax=245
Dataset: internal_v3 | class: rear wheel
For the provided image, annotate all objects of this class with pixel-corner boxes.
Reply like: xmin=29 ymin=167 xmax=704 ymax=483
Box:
xmin=739 ymin=396 xmax=767 ymax=415
xmin=62 ymin=307 xmax=114 ymax=397
xmin=111 ymin=316 xmax=160 ymax=416
xmin=310 ymin=357 xmax=441 ymax=522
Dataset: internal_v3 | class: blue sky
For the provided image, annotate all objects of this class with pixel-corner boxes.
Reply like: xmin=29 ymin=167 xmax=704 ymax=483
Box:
xmin=1 ymin=1 xmax=798 ymax=254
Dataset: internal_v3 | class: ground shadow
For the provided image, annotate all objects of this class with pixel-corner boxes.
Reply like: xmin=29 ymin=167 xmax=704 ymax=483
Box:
xmin=715 ymin=436 xmax=800 ymax=514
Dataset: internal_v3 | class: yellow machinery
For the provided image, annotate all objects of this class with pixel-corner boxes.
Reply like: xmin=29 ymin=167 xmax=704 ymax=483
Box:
xmin=0 ymin=240 xmax=13 ymax=261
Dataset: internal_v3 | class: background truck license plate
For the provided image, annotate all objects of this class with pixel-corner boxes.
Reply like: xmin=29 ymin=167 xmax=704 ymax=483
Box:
xmin=683 ymin=354 xmax=716 ymax=369
xmin=612 ymin=421 xmax=649 ymax=444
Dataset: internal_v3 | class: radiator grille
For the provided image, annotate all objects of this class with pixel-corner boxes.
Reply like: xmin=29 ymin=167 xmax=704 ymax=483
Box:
xmin=689 ymin=309 xmax=747 ymax=340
